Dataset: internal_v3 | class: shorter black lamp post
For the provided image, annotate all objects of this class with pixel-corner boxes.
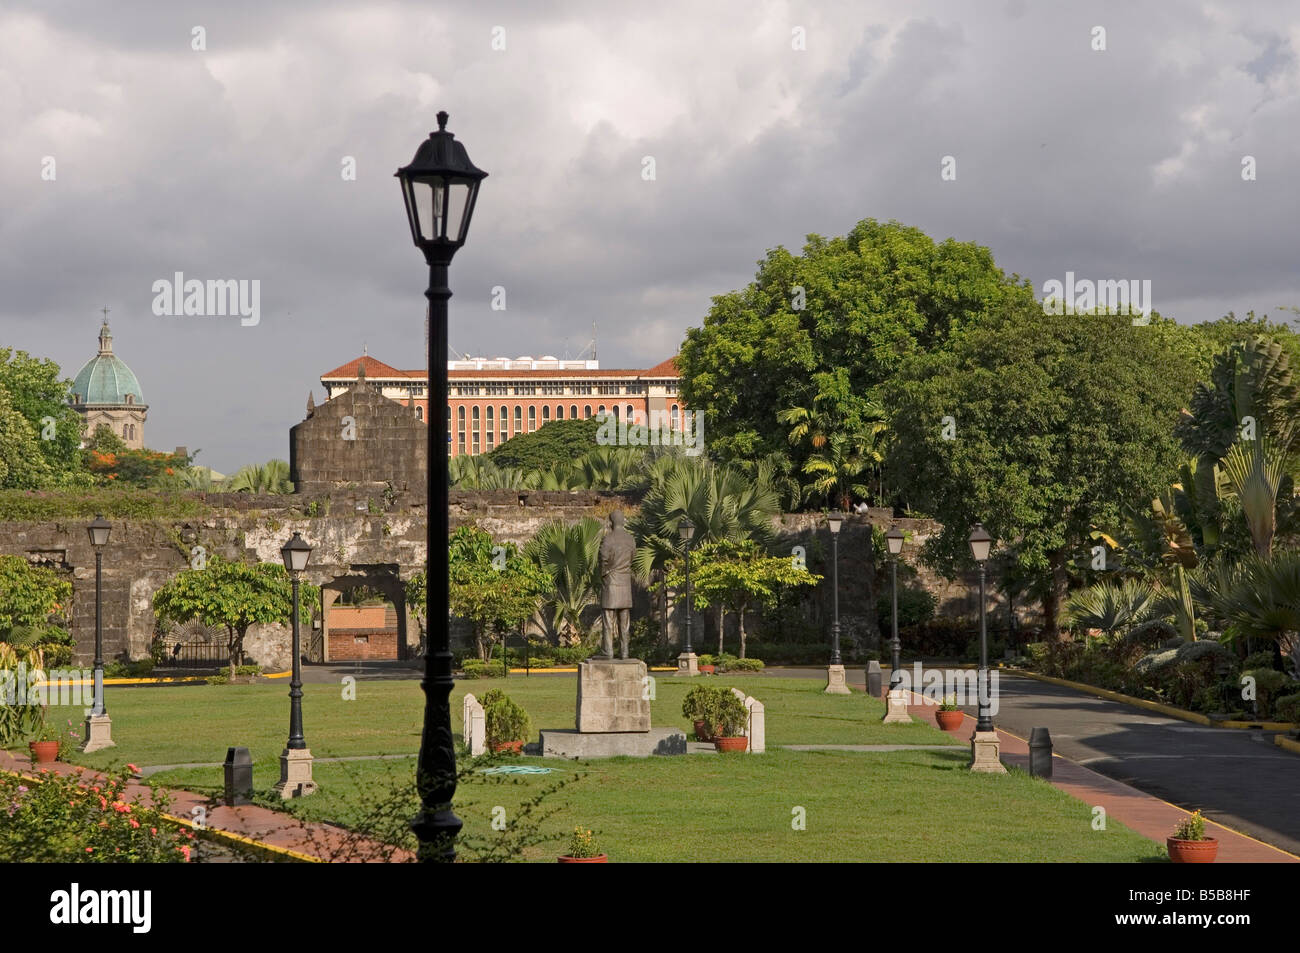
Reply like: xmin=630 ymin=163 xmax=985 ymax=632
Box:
xmin=275 ymin=532 xmax=318 ymax=797
xmin=675 ymin=518 xmax=699 ymax=676
xmin=824 ymin=511 xmax=850 ymax=694
xmin=885 ymin=526 xmax=905 ymax=689
xmin=880 ymin=525 xmax=912 ymax=724
xmin=967 ymin=523 xmax=1006 ymax=773
xmin=82 ymin=515 xmax=115 ymax=752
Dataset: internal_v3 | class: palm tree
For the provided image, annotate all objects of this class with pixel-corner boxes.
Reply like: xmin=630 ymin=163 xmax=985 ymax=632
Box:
xmin=779 ymin=393 xmax=887 ymax=509
xmin=524 ymin=518 xmax=603 ymax=645
xmin=630 ymin=457 xmax=780 ymax=588
xmin=1191 ymin=551 xmax=1300 ymax=671
xmin=227 ymin=459 xmax=292 ymax=494
xmin=1064 ymin=578 xmax=1160 ymax=636
xmin=1221 ymin=431 xmax=1293 ymax=558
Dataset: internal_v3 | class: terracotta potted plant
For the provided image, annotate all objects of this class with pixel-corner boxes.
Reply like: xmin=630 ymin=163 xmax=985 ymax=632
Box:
xmin=28 ymin=722 xmax=59 ymax=765
xmin=682 ymin=685 xmax=722 ymax=742
xmin=558 ymin=825 xmax=607 ymax=863
xmin=1167 ymin=810 xmax=1218 ymax=863
xmin=482 ymin=689 xmax=531 ymax=755
xmin=697 ymin=654 xmax=716 ymax=675
xmin=935 ymin=694 xmax=964 ymax=731
xmin=712 ymin=690 xmax=750 ymax=752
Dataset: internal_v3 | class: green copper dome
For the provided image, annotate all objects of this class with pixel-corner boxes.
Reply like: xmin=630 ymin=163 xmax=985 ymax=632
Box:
xmin=71 ymin=322 xmax=145 ymax=406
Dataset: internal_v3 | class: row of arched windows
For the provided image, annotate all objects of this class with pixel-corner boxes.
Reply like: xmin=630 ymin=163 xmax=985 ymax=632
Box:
xmin=449 ymin=403 xmax=680 ymax=456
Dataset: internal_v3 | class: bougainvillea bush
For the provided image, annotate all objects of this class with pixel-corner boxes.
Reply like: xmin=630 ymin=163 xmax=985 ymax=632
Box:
xmin=0 ymin=765 xmax=194 ymax=862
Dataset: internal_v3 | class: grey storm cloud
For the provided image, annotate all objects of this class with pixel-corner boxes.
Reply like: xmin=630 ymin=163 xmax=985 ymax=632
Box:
xmin=0 ymin=0 xmax=1297 ymax=471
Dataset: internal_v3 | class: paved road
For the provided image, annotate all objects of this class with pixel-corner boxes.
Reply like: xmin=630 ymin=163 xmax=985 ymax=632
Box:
xmin=972 ymin=672 xmax=1300 ymax=854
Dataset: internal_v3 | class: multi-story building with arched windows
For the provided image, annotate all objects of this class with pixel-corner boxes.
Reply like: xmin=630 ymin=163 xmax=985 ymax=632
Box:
xmin=318 ymin=353 xmax=684 ymax=458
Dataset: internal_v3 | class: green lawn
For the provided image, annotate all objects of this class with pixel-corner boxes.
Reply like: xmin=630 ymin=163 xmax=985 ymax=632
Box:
xmin=49 ymin=672 xmax=959 ymax=772
xmin=27 ymin=672 xmax=1166 ymax=862
xmin=149 ymin=749 xmax=1163 ymax=862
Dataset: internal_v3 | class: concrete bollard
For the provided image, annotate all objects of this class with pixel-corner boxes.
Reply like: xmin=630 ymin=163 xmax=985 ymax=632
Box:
xmin=1028 ymin=727 xmax=1053 ymax=778
xmin=224 ymin=746 xmax=254 ymax=806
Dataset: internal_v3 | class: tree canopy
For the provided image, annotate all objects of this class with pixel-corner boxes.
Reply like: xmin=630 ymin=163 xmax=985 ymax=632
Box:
xmin=885 ymin=305 xmax=1201 ymax=638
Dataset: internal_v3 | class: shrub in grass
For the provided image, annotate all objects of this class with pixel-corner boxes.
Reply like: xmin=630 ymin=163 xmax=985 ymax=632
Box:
xmin=681 ymin=685 xmax=723 ymax=724
xmin=712 ymin=691 xmax=750 ymax=739
xmin=481 ymin=690 xmax=530 ymax=747
xmin=459 ymin=659 xmax=490 ymax=679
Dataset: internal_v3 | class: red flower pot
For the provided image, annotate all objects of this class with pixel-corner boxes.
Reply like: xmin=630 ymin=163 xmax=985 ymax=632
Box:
xmin=699 ymin=665 xmax=716 ymax=675
xmin=28 ymin=741 xmax=59 ymax=764
xmin=693 ymin=720 xmax=713 ymax=742
xmin=935 ymin=710 xmax=965 ymax=732
xmin=557 ymin=854 xmax=608 ymax=863
xmin=490 ymin=740 xmax=524 ymax=755
xmin=714 ymin=736 xmax=748 ymax=752
xmin=1167 ymin=837 xmax=1218 ymax=863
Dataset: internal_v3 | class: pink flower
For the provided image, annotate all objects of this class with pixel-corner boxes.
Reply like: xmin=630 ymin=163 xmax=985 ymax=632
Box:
xmin=129 ymin=818 xmax=140 ymax=829
xmin=16 ymin=785 xmax=27 ymax=794
xmin=98 ymin=796 xmax=107 ymax=809
xmin=150 ymin=827 xmax=157 ymax=835
xmin=85 ymin=847 xmax=93 ymax=854
xmin=178 ymin=845 xmax=191 ymax=861
xmin=127 ymin=763 xmax=139 ymax=773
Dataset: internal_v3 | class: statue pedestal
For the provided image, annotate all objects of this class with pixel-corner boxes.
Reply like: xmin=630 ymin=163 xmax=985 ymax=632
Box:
xmin=576 ymin=658 xmax=650 ymax=732
xmin=543 ymin=657 xmax=684 ymax=757
xmin=675 ymin=652 xmax=699 ymax=677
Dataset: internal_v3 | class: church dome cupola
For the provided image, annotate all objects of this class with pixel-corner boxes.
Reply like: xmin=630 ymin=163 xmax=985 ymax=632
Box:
xmin=72 ymin=320 xmax=146 ymax=407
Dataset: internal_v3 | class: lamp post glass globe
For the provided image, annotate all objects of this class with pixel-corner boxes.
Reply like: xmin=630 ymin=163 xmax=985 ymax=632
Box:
xmin=828 ymin=511 xmax=843 ymax=535
xmin=885 ymin=525 xmax=904 ymax=556
xmin=968 ymin=523 xmax=992 ymax=563
xmin=280 ymin=532 xmax=312 ymax=574
xmin=678 ymin=517 xmax=695 ymax=542
xmin=87 ymin=515 xmax=111 ymax=548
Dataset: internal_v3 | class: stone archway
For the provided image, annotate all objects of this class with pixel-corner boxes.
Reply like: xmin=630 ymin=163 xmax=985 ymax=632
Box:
xmin=315 ymin=565 xmax=412 ymax=662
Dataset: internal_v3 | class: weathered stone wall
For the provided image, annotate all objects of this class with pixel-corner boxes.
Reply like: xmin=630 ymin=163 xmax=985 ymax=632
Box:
xmin=0 ymin=491 xmax=1005 ymax=667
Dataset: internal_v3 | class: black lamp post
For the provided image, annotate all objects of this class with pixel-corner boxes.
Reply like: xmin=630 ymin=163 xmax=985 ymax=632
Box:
xmin=968 ymin=523 xmax=994 ymax=732
xmin=87 ymin=515 xmax=111 ymax=717
xmin=679 ymin=518 xmax=695 ymax=655
xmin=397 ymin=111 xmax=487 ymax=863
xmin=885 ymin=526 xmax=905 ymax=689
xmin=828 ymin=512 xmax=843 ymax=665
xmin=280 ymin=533 xmax=312 ymax=750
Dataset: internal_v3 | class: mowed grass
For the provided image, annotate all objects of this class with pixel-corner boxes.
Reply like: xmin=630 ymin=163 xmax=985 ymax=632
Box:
xmin=150 ymin=749 xmax=1164 ymax=863
xmin=43 ymin=672 xmax=958 ymax=772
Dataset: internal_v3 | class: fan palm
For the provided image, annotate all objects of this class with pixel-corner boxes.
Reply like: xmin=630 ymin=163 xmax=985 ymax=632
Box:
xmin=227 ymin=459 xmax=292 ymax=494
xmin=1191 ymin=551 xmax=1300 ymax=670
xmin=1220 ymin=431 xmax=1293 ymax=558
xmin=524 ymin=518 xmax=603 ymax=644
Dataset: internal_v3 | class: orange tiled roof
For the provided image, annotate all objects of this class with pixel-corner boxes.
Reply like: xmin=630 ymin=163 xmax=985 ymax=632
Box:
xmin=322 ymin=355 xmax=680 ymax=380
xmin=321 ymin=356 xmax=423 ymax=379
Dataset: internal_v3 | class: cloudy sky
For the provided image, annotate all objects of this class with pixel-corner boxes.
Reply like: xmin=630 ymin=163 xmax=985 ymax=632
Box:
xmin=2 ymin=0 xmax=1298 ymax=472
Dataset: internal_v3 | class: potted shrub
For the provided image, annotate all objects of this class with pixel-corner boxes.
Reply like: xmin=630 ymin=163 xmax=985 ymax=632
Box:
xmin=697 ymin=653 xmax=716 ymax=675
xmin=935 ymin=694 xmax=964 ymax=731
xmin=682 ymin=685 xmax=722 ymax=742
xmin=557 ymin=825 xmax=607 ymax=863
xmin=483 ymin=689 xmax=531 ymax=754
xmin=1167 ymin=810 xmax=1218 ymax=863
xmin=711 ymin=690 xmax=750 ymax=752
xmin=28 ymin=719 xmax=59 ymax=765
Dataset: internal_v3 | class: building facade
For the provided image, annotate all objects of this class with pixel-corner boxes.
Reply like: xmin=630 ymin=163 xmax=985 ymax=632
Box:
xmin=70 ymin=321 xmax=148 ymax=449
xmin=318 ymin=353 xmax=684 ymax=458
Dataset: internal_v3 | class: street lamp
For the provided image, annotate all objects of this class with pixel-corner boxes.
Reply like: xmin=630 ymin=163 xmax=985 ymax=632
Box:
xmin=676 ymin=518 xmax=698 ymax=676
xmin=967 ymin=523 xmax=1005 ymax=773
xmin=885 ymin=526 xmax=905 ymax=685
xmin=275 ymin=532 xmax=317 ymax=798
xmin=82 ymin=515 xmax=114 ymax=752
xmin=397 ymin=111 xmax=487 ymax=862
xmin=881 ymin=525 xmax=910 ymax=723
xmin=824 ymin=512 xmax=850 ymax=694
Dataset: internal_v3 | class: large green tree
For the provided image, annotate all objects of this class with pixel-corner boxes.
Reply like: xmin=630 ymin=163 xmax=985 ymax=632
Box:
xmin=152 ymin=557 xmax=316 ymax=671
xmin=446 ymin=525 xmax=551 ymax=661
xmin=886 ymin=306 xmax=1200 ymax=639
xmin=0 ymin=555 xmax=71 ymax=636
xmin=678 ymin=219 xmax=1036 ymax=471
xmin=0 ymin=348 xmax=84 ymax=484
xmin=0 ymin=383 xmax=53 ymax=489
xmin=487 ymin=417 xmax=602 ymax=472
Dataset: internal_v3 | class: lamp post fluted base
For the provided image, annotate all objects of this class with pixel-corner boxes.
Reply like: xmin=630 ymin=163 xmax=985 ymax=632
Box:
xmin=81 ymin=713 xmax=115 ymax=753
xmin=675 ymin=652 xmax=699 ymax=676
xmin=969 ymin=730 xmax=1007 ymax=773
xmin=823 ymin=664 xmax=851 ymax=694
xmin=275 ymin=747 xmax=318 ymax=798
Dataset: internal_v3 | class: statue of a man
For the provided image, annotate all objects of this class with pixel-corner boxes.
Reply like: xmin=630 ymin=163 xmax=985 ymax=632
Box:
xmin=599 ymin=509 xmax=635 ymax=659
